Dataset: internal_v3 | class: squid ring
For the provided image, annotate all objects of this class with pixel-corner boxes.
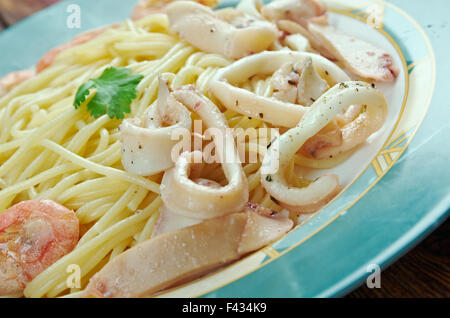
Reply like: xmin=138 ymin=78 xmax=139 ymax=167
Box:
xmin=160 ymin=88 xmax=248 ymax=219
xmin=209 ymin=51 xmax=350 ymax=127
xmin=120 ymin=74 xmax=192 ymax=176
xmin=261 ymin=81 xmax=388 ymax=213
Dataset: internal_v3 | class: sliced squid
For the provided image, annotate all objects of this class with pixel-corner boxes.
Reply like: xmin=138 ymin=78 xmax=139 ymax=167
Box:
xmin=299 ymin=119 xmax=342 ymax=158
xmin=296 ymin=57 xmax=329 ymax=105
xmin=261 ymin=81 xmax=388 ymax=213
xmin=270 ymin=57 xmax=328 ymax=105
xmin=152 ymin=204 xmax=202 ymax=238
xmin=236 ymin=0 xmax=265 ymax=19
xmin=262 ymin=0 xmax=326 ymax=28
xmin=84 ymin=208 xmax=293 ymax=298
xmin=160 ymin=87 xmax=248 ymax=219
xmin=119 ymin=74 xmax=191 ymax=176
xmin=166 ymin=1 xmax=279 ymax=59
xmin=131 ymin=0 xmax=219 ymax=20
xmin=284 ymin=33 xmax=311 ymax=52
xmin=307 ymin=101 xmax=386 ymax=159
xmin=270 ymin=62 xmax=301 ymax=103
xmin=308 ymin=23 xmax=399 ymax=82
xmin=209 ymin=51 xmax=350 ymax=127
xmin=152 ymin=178 xmax=222 ymax=237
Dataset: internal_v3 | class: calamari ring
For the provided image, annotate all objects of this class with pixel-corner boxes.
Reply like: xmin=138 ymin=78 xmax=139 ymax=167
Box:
xmin=160 ymin=88 xmax=248 ymax=219
xmin=209 ymin=51 xmax=350 ymax=127
xmin=261 ymin=81 xmax=388 ymax=213
xmin=120 ymin=74 xmax=191 ymax=176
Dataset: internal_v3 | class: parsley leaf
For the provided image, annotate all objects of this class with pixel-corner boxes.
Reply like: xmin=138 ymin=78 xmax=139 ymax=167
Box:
xmin=74 ymin=67 xmax=144 ymax=119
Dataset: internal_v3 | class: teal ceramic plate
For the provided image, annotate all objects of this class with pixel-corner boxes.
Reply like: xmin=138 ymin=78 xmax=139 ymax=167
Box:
xmin=0 ymin=0 xmax=448 ymax=297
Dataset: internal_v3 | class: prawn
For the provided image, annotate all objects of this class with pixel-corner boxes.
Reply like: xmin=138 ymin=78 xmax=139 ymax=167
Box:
xmin=0 ymin=70 xmax=35 ymax=98
xmin=36 ymin=26 xmax=113 ymax=73
xmin=0 ymin=200 xmax=79 ymax=297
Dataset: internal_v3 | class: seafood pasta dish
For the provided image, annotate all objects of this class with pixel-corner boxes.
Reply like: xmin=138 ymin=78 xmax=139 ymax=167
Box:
xmin=0 ymin=0 xmax=397 ymax=297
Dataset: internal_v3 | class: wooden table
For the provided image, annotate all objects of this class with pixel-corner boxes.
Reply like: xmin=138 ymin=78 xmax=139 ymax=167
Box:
xmin=0 ymin=0 xmax=448 ymax=298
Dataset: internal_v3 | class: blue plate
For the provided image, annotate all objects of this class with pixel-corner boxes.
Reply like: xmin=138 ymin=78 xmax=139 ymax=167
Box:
xmin=0 ymin=0 xmax=448 ymax=297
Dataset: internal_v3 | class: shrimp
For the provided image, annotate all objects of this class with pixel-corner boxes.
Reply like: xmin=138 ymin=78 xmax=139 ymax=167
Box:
xmin=0 ymin=70 xmax=35 ymax=98
xmin=0 ymin=200 xmax=79 ymax=297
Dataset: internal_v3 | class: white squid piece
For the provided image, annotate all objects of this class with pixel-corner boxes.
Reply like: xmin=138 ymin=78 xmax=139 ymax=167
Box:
xmin=119 ymin=75 xmax=191 ymax=176
xmin=261 ymin=81 xmax=388 ymax=213
xmin=160 ymin=87 xmax=248 ymax=219
xmin=236 ymin=0 xmax=265 ymax=19
xmin=270 ymin=57 xmax=328 ymax=105
xmin=0 ymin=69 xmax=35 ymax=98
xmin=270 ymin=62 xmax=301 ymax=103
xmin=210 ymin=51 xmax=350 ymax=127
xmin=262 ymin=0 xmax=327 ymax=28
xmin=308 ymin=23 xmax=399 ymax=82
xmin=152 ymin=178 xmax=222 ymax=237
xmin=85 ymin=207 xmax=292 ymax=297
xmin=283 ymin=33 xmax=311 ymax=52
xmin=131 ymin=0 xmax=219 ymax=20
xmin=166 ymin=1 xmax=279 ymax=59
xmin=297 ymin=57 xmax=329 ymax=105
xmin=276 ymin=19 xmax=337 ymax=61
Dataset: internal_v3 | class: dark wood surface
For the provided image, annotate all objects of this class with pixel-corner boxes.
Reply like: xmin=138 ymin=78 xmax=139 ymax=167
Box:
xmin=0 ymin=0 xmax=448 ymax=298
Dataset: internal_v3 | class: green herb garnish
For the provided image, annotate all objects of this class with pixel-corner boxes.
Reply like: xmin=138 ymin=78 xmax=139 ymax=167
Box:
xmin=74 ymin=66 xmax=144 ymax=119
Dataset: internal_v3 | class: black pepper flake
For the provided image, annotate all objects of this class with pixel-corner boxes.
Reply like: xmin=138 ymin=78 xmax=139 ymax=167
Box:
xmin=138 ymin=144 xmax=142 ymax=150
xmin=310 ymin=97 xmax=316 ymax=102
xmin=288 ymin=79 xmax=297 ymax=85
xmin=371 ymin=83 xmax=376 ymax=88
xmin=267 ymin=137 xmax=277 ymax=149
xmin=265 ymin=175 xmax=273 ymax=182
xmin=325 ymin=70 xmax=329 ymax=76
xmin=248 ymin=116 xmax=252 ymax=120
xmin=270 ymin=196 xmax=280 ymax=205
xmin=259 ymin=113 xmax=264 ymax=118
xmin=235 ymin=100 xmax=239 ymax=107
